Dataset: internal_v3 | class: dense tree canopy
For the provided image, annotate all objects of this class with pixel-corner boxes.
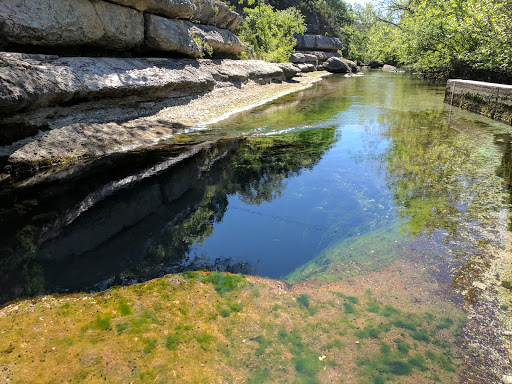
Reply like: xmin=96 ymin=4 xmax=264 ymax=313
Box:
xmin=348 ymin=0 xmax=512 ymax=80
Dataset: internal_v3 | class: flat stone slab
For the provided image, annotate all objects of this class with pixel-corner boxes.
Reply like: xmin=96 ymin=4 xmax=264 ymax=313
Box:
xmin=0 ymin=53 xmax=290 ymax=117
xmin=445 ymin=79 xmax=512 ymax=125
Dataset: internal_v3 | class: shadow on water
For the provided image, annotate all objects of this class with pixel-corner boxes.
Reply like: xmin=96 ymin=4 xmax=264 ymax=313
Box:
xmin=0 ymin=128 xmax=337 ymax=303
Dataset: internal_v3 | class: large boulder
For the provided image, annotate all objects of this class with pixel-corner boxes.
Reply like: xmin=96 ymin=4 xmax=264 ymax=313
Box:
xmin=189 ymin=23 xmax=245 ymax=57
xmin=324 ymin=57 xmax=350 ymax=74
xmin=290 ymin=53 xmax=306 ymax=64
xmin=144 ymin=14 xmax=244 ymax=58
xmin=368 ymin=60 xmax=384 ymax=68
xmin=294 ymin=34 xmax=344 ymax=52
xmin=106 ymin=0 xmax=241 ymax=31
xmin=0 ymin=0 xmax=144 ymax=50
xmin=277 ymin=63 xmax=300 ymax=79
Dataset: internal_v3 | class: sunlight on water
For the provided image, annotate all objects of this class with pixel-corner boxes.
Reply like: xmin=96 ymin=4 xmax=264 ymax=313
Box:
xmin=1 ymin=72 xmax=512 ymax=382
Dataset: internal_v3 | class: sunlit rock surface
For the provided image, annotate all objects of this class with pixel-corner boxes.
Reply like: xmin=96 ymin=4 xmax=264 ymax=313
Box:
xmin=0 ymin=0 xmax=144 ymax=49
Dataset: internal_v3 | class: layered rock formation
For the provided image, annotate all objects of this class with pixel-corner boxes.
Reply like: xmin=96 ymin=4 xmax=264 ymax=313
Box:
xmin=0 ymin=0 xmax=315 ymax=177
xmin=294 ymin=34 xmax=344 ymax=52
xmin=290 ymin=35 xmax=343 ymax=68
xmin=0 ymin=52 xmax=303 ymax=175
xmin=0 ymin=0 xmax=242 ymax=57
xmin=144 ymin=15 xmax=244 ymax=58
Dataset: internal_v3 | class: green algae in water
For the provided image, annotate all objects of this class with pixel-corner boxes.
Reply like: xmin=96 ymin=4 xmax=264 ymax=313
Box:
xmin=284 ymin=224 xmax=406 ymax=284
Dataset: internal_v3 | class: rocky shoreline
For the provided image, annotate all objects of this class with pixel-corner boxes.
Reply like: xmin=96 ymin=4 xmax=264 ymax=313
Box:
xmin=0 ymin=52 xmax=329 ymax=179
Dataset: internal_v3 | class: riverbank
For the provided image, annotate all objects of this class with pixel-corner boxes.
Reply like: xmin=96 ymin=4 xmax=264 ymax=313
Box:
xmin=0 ymin=54 xmax=329 ymax=179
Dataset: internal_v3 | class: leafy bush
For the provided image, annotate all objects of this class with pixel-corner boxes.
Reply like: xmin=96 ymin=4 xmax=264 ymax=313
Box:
xmin=237 ymin=2 xmax=306 ymax=62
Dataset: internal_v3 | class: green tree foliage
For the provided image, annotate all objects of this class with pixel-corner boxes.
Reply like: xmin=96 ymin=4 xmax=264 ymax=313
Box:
xmin=348 ymin=0 xmax=512 ymax=78
xmin=237 ymin=2 xmax=306 ymax=62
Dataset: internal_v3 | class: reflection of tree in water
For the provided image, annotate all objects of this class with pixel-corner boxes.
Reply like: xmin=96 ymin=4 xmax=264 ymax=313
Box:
xmin=0 ymin=128 xmax=336 ymax=302
xmin=141 ymin=128 xmax=337 ymax=278
xmin=382 ymin=110 xmax=508 ymax=300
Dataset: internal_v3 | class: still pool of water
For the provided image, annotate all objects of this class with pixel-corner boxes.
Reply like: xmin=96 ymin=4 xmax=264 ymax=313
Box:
xmin=1 ymin=72 xmax=512 ymax=381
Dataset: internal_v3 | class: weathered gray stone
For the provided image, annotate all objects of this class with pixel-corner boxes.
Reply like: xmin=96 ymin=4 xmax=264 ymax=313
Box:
xmin=445 ymin=79 xmax=512 ymax=125
xmin=324 ymin=57 xmax=349 ymax=74
xmin=290 ymin=53 xmax=306 ymax=63
xmin=0 ymin=53 xmax=292 ymax=117
xmin=297 ymin=51 xmax=341 ymax=62
xmin=297 ymin=63 xmax=315 ymax=73
xmin=106 ymin=0 xmax=241 ymax=30
xmin=382 ymin=64 xmax=397 ymax=71
xmin=302 ymin=54 xmax=318 ymax=63
xmin=189 ymin=23 xmax=245 ymax=57
xmin=277 ymin=63 xmax=300 ymax=79
xmin=144 ymin=14 xmax=243 ymax=58
xmin=294 ymin=34 xmax=344 ymax=52
xmin=0 ymin=0 xmax=144 ymax=49
xmin=342 ymin=59 xmax=357 ymax=73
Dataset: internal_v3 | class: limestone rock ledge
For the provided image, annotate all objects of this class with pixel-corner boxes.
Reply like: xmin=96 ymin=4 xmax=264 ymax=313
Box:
xmin=0 ymin=53 xmax=296 ymax=117
xmin=0 ymin=0 xmax=242 ymax=55
xmin=0 ymin=52 xmax=302 ymax=175
xmin=294 ymin=34 xmax=344 ymax=52
xmin=106 ymin=0 xmax=241 ymax=31
xmin=0 ymin=0 xmax=145 ymax=49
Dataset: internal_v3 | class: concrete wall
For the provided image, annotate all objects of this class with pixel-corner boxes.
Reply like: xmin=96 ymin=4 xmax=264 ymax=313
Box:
xmin=445 ymin=79 xmax=512 ymax=125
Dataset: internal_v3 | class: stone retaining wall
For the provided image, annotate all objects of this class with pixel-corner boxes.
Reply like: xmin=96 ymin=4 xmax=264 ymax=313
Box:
xmin=445 ymin=79 xmax=512 ymax=125
xmin=0 ymin=0 xmax=243 ymax=57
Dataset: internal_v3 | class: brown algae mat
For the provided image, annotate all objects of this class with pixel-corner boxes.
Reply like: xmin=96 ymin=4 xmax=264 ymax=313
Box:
xmin=0 ymin=258 xmax=465 ymax=384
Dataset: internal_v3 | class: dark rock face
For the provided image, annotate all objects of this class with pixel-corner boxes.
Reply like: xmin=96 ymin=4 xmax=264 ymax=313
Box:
xmin=368 ymin=60 xmax=384 ymax=68
xmin=324 ymin=57 xmax=350 ymax=74
xmin=294 ymin=34 xmax=344 ymax=52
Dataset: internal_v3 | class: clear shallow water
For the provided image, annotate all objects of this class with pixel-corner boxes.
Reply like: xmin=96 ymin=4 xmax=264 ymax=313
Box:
xmin=0 ymin=72 xmax=511 ymax=302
